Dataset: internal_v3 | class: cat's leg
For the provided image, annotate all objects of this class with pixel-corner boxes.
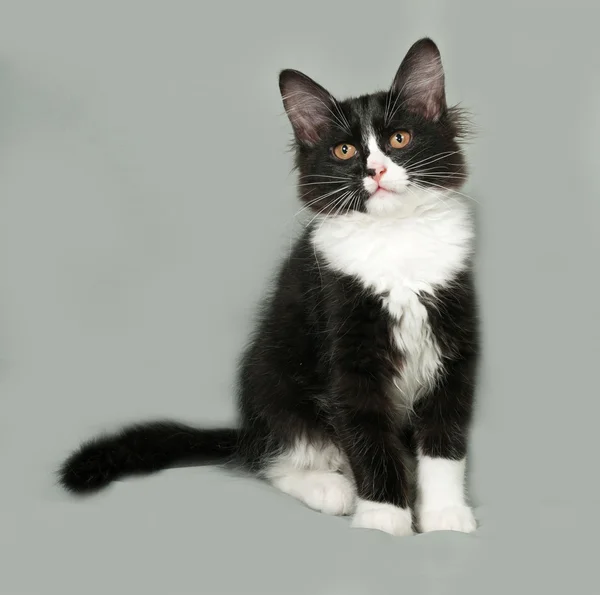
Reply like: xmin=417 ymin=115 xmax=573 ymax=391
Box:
xmin=325 ymin=288 xmax=414 ymax=536
xmin=333 ymin=405 xmax=414 ymax=536
xmin=413 ymin=357 xmax=477 ymax=533
xmin=264 ymin=437 xmax=356 ymax=516
xmin=328 ymin=366 xmax=413 ymax=535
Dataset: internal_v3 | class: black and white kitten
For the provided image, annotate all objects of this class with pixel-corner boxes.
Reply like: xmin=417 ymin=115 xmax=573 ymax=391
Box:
xmin=59 ymin=38 xmax=478 ymax=536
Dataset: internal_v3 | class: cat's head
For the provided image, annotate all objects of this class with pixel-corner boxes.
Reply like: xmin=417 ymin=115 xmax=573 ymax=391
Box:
xmin=280 ymin=38 xmax=469 ymax=218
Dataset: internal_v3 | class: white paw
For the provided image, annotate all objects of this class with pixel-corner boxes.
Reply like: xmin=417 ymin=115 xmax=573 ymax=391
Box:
xmin=419 ymin=505 xmax=476 ymax=533
xmin=351 ymin=500 xmax=414 ymax=536
xmin=303 ymin=472 xmax=356 ymax=515
xmin=273 ymin=471 xmax=356 ymax=516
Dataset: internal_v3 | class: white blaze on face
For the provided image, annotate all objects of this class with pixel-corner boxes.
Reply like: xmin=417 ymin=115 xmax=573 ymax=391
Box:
xmin=363 ymin=136 xmax=391 ymax=194
xmin=363 ymin=135 xmax=410 ymax=216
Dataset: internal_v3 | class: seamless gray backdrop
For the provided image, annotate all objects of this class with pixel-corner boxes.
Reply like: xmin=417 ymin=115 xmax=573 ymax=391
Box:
xmin=1 ymin=1 xmax=598 ymax=594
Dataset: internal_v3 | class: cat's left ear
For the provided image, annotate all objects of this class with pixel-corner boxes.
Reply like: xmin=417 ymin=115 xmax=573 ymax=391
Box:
xmin=391 ymin=38 xmax=447 ymax=121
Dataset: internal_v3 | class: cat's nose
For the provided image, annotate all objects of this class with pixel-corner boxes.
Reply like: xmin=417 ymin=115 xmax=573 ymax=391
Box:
xmin=368 ymin=165 xmax=387 ymax=184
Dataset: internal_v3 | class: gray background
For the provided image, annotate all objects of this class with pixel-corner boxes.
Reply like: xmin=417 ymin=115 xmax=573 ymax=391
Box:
xmin=1 ymin=1 xmax=598 ymax=593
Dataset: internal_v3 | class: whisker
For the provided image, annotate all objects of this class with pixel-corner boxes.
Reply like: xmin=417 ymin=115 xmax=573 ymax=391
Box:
xmin=331 ymin=100 xmax=352 ymax=135
xmin=313 ymin=191 xmax=354 ymax=237
xmin=298 ymin=184 xmax=351 ymax=198
xmin=411 ymin=180 xmax=479 ymax=205
xmin=384 ymin=89 xmax=403 ymax=127
xmin=298 ymin=174 xmax=352 ymax=181
xmin=297 ymin=181 xmax=352 ymax=187
xmin=383 ymin=89 xmax=392 ymax=126
xmin=411 ymin=172 xmax=468 ymax=180
xmin=401 ymin=147 xmax=433 ymax=168
xmin=333 ymin=190 xmax=357 ymax=218
xmin=307 ymin=190 xmax=352 ymax=229
xmin=410 ymin=168 xmax=467 ymax=175
xmin=297 ymin=190 xmax=351 ymax=214
xmin=350 ymin=189 xmax=363 ymax=214
xmin=297 ymin=186 xmax=352 ymax=214
xmin=295 ymin=185 xmax=352 ymax=216
xmin=408 ymin=182 xmax=454 ymax=210
xmin=405 ymin=150 xmax=462 ymax=170
xmin=386 ymin=92 xmax=410 ymax=125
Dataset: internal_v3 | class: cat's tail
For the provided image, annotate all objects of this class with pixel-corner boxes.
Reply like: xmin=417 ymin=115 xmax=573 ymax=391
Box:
xmin=58 ymin=421 xmax=239 ymax=494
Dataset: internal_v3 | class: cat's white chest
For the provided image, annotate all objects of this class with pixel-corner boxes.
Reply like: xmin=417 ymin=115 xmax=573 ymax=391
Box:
xmin=385 ymin=290 xmax=442 ymax=407
xmin=312 ymin=204 xmax=473 ymax=405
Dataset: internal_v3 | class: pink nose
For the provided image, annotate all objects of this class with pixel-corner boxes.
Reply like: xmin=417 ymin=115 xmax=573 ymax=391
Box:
xmin=370 ymin=165 xmax=387 ymax=184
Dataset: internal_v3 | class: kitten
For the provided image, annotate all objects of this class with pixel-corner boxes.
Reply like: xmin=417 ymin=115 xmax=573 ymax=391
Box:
xmin=59 ymin=38 xmax=478 ymax=536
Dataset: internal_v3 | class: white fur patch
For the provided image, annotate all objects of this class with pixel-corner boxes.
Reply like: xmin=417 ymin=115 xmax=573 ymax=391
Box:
xmin=419 ymin=505 xmax=476 ymax=533
xmin=362 ymin=135 xmax=411 ymax=216
xmin=351 ymin=500 xmax=414 ymax=536
xmin=389 ymin=293 xmax=442 ymax=410
xmin=365 ymin=136 xmax=396 ymax=177
xmin=271 ymin=470 xmax=356 ymax=516
xmin=264 ymin=437 xmax=347 ymax=475
xmin=417 ymin=455 xmax=476 ymax=533
xmin=311 ymin=196 xmax=473 ymax=408
xmin=265 ymin=437 xmax=355 ymax=515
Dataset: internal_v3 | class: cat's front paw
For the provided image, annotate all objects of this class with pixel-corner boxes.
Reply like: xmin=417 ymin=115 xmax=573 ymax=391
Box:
xmin=351 ymin=500 xmax=414 ymax=536
xmin=418 ymin=505 xmax=476 ymax=533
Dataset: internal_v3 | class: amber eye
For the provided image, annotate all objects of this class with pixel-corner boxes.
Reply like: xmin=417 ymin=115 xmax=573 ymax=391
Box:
xmin=389 ymin=130 xmax=411 ymax=149
xmin=333 ymin=143 xmax=357 ymax=160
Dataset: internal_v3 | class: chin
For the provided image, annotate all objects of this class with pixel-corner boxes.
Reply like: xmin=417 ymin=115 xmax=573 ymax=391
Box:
xmin=365 ymin=186 xmax=445 ymax=217
xmin=365 ymin=189 xmax=412 ymax=217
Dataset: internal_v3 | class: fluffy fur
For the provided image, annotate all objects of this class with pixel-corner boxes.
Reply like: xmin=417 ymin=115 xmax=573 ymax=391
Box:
xmin=58 ymin=38 xmax=479 ymax=535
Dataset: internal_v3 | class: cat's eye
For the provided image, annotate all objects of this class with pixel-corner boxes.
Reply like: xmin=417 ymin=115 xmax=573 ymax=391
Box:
xmin=389 ymin=130 xmax=411 ymax=149
xmin=333 ymin=143 xmax=357 ymax=160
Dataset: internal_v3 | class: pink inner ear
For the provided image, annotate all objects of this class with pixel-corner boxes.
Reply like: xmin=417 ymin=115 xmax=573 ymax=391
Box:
xmin=415 ymin=91 xmax=445 ymax=121
xmin=288 ymin=104 xmax=328 ymax=145
xmin=391 ymin=41 xmax=447 ymax=121
xmin=402 ymin=69 xmax=445 ymax=120
xmin=280 ymin=71 xmax=337 ymax=145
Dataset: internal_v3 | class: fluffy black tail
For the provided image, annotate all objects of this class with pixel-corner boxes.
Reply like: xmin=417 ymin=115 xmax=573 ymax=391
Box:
xmin=58 ymin=421 xmax=239 ymax=494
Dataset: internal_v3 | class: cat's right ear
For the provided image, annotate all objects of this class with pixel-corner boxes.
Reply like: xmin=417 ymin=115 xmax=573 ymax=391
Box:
xmin=279 ymin=70 xmax=336 ymax=146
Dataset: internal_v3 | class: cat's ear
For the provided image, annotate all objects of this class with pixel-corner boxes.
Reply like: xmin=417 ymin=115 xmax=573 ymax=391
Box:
xmin=391 ymin=38 xmax=447 ymax=121
xmin=279 ymin=69 xmax=337 ymax=146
